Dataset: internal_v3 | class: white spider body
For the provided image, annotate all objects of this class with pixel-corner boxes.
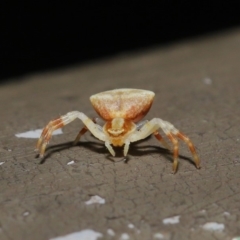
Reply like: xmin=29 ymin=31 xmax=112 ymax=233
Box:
xmin=36 ymin=88 xmax=200 ymax=173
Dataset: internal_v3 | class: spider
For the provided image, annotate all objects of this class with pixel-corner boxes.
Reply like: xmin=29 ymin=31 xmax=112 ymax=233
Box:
xmin=36 ymin=88 xmax=200 ymax=173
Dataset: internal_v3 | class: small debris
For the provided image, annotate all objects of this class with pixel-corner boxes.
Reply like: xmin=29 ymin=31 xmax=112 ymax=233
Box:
xmin=203 ymin=77 xmax=212 ymax=85
xmin=23 ymin=211 xmax=29 ymax=216
xmin=15 ymin=129 xmax=63 ymax=139
xmin=162 ymin=215 xmax=180 ymax=225
xmin=107 ymin=229 xmax=115 ymax=236
xmin=0 ymin=162 xmax=5 ymax=166
xmin=202 ymin=222 xmax=225 ymax=231
xmin=154 ymin=233 xmax=164 ymax=239
xmin=85 ymin=195 xmax=105 ymax=205
xmin=49 ymin=229 xmax=103 ymax=240
xmin=0 ymin=147 xmax=12 ymax=153
xmin=223 ymin=211 xmax=230 ymax=216
xmin=67 ymin=160 xmax=75 ymax=165
xmin=127 ymin=223 xmax=134 ymax=229
xmin=232 ymin=237 xmax=240 ymax=240
xmin=120 ymin=233 xmax=130 ymax=240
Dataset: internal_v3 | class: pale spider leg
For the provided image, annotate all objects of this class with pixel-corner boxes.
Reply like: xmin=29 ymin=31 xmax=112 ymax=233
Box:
xmin=136 ymin=120 xmax=149 ymax=130
xmin=36 ymin=118 xmax=64 ymax=151
xmin=165 ymin=132 xmax=179 ymax=173
xmin=36 ymin=111 xmax=105 ymax=157
xmin=128 ymin=118 xmax=200 ymax=172
xmin=153 ymin=131 xmax=172 ymax=151
xmin=105 ymin=141 xmax=115 ymax=157
xmin=73 ymin=117 xmax=98 ymax=145
xmin=128 ymin=118 xmax=164 ymax=143
xmin=36 ymin=121 xmax=65 ymax=158
xmin=175 ymin=131 xmax=200 ymax=169
xmin=137 ymin=120 xmax=171 ymax=150
xmin=123 ymin=140 xmax=130 ymax=157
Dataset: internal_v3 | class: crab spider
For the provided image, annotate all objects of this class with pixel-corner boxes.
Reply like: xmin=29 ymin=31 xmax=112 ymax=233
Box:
xmin=36 ymin=88 xmax=200 ymax=173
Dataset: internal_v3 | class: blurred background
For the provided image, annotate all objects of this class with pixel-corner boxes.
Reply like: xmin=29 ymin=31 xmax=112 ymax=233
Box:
xmin=1 ymin=2 xmax=240 ymax=83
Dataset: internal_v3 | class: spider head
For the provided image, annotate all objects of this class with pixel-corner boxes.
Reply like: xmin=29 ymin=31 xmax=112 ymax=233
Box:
xmin=103 ymin=118 xmax=136 ymax=146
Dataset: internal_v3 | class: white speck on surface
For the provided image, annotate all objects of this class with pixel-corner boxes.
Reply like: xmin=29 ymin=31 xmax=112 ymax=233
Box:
xmin=203 ymin=77 xmax=212 ymax=85
xmin=128 ymin=223 xmax=134 ymax=229
xmin=199 ymin=209 xmax=206 ymax=214
xmin=163 ymin=215 xmax=180 ymax=224
xmin=85 ymin=195 xmax=105 ymax=205
xmin=15 ymin=128 xmax=63 ymax=139
xmin=223 ymin=211 xmax=230 ymax=216
xmin=67 ymin=160 xmax=75 ymax=165
xmin=202 ymin=222 xmax=225 ymax=231
xmin=107 ymin=229 xmax=115 ymax=236
xmin=0 ymin=162 xmax=5 ymax=165
xmin=49 ymin=229 xmax=103 ymax=240
xmin=154 ymin=233 xmax=164 ymax=239
xmin=23 ymin=211 xmax=29 ymax=216
xmin=232 ymin=237 xmax=240 ymax=240
xmin=120 ymin=233 xmax=130 ymax=240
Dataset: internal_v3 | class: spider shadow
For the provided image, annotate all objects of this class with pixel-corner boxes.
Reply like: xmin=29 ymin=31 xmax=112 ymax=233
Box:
xmin=126 ymin=140 xmax=194 ymax=167
xmin=36 ymin=138 xmax=195 ymax=167
xmin=35 ymin=141 xmax=107 ymax=164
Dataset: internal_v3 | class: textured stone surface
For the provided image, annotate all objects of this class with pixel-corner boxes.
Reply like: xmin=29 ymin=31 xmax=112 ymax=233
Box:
xmin=1 ymin=29 xmax=240 ymax=240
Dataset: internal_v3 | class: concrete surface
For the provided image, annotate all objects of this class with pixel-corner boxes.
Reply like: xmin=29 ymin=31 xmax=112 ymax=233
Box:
xmin=1 ymin=29 xmax=240 ymax=240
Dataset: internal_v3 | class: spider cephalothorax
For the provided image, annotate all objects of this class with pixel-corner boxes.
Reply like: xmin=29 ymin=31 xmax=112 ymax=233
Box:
xmin=103 ymin=118 xmax=136 ymax=146
xmin=36 ymin=88 xmax=200 ymax=173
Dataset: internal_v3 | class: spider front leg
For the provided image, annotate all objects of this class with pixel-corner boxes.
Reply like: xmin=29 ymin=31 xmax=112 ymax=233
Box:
xmin=137 ymin=120 xmax=171 ymax=151
xmin=36 ymin=118 xmax=65 ymax=157
xmin=128 ymin=118 xmax=200 ymax=173
xmin=36 ymin=111 xmax=105 ymax=157
xmin=73 ymin=117 xmax=98 ymax=145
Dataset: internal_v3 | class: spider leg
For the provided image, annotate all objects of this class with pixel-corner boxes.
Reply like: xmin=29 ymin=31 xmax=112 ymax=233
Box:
xmin=36 ymin=118 xmax=64 ymax=157
xmin=137 ymin=121 xmax=171 ymax=150
xmin=174 ymin=131 xmax=200 ymax=169
xmin=153 ymin=131 xmax=172 ymax=151
xmin=166 ymin=133 xmax=179 ymax=173
xmin=128 ymin=118 xmax=200 ymax=173
xmin=136 ymin=120 xmax=149 ymax=130
xmin=36 ymin=111 xmax=105 ymax=157
xmin=73 ymin=117 xmax=98 ymax=145
xmin=123 ymin=140 xmax=130 ymax=157
xmin=105 ymin=141 xmax=116 ymax=156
